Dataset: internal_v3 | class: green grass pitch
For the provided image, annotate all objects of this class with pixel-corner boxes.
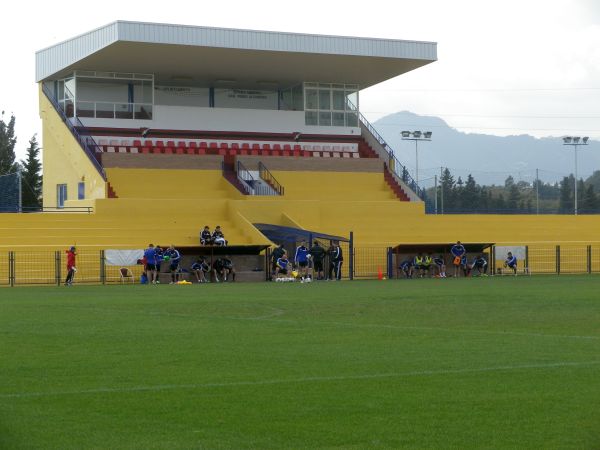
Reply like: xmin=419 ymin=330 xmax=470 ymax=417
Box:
xmin=1 ymin=276 xmax=599 ymax=449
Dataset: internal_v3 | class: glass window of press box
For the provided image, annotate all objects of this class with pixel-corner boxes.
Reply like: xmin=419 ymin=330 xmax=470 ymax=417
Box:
xmin=54 ymin=71 xmax=154 ymax=120
xmin=303 ymin=83 xmax=359 ymax=127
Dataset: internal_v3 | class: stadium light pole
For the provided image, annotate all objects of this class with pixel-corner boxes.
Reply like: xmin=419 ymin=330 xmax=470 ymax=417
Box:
xmin=401 ymin=130 xmax=432 ymax=186
xmin=562 ymin=136 xmax=589 ymax=215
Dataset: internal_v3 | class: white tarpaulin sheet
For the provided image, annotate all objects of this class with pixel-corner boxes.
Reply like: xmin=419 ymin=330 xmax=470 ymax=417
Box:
xmin=495 ymin=246 xmax=526 ymax=261
xmin=105 ymin=249 xmax=144 ymax=266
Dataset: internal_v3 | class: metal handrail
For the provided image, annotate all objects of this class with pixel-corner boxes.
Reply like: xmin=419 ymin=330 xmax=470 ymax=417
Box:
xmin=258 ymin=162 xmax=284 ymax=196
xmin=42 ymin=84 xmax=106 ymax=180
xmin=236 ymin=160 xmax=256 ymax=194
xmin=346 ymin=99 xmax=425 ymax=199
xmin=0 ymin=206 xmax=93 ymax=213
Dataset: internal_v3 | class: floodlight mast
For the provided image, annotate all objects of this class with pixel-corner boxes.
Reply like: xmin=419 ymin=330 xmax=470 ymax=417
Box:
xmin=562 ymin=136 xmax=589 ymax=215
xmin=401 ymin=131 xmax=432 ymax=186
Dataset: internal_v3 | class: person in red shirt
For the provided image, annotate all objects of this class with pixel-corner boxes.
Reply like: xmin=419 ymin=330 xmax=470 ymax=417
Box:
xmin=65 ymin=246 xmax=77 ymax=286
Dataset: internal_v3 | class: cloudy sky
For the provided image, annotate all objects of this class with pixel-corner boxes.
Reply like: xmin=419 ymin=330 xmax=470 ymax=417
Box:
xmin=3 ymin=0 xmax=599 ymax=160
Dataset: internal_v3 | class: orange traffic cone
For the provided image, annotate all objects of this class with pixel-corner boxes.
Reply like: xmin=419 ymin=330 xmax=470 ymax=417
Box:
xmin=378 ymin=267 xmax=383 ymax=280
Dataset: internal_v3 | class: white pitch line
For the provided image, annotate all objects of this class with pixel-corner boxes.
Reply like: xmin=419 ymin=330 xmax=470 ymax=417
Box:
xmin=2 ymin=360 xmax=599 ymax=400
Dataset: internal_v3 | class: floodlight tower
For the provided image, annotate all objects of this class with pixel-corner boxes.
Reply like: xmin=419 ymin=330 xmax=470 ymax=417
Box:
xmin=401 ymin=130 xmax=432 ymax=186
xmin=562 ymin=136 xmax=589 ymax=215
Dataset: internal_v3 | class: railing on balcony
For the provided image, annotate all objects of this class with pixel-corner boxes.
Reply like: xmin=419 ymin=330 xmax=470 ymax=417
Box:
xmin=258 ymin=162 xmax=284 ymax=196
xmin=346 ymin=99 xmax=425 ymax=200
xmin=42 ymin=84 xmax=106 ymax=180
xmin=75 ymin=101 xmax=153 ymax=120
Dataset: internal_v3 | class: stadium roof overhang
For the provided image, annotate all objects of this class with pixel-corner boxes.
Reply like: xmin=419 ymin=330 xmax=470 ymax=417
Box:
xmin=254 ymin=224 xmax=349 ymax=244
xmin=36 ymin=21 xmax=437 ymax=89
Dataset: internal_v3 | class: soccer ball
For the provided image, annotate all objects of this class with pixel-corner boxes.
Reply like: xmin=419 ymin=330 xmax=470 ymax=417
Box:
xmin=303 ymin=277 xmax=312 ymax=283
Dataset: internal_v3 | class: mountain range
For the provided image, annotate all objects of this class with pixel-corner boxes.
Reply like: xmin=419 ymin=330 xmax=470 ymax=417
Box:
xmin=373 ymin=111 xmax=600 ymax=187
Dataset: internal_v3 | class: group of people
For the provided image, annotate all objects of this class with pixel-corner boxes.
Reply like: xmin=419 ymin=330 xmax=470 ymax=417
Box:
xmin=271 ymin=240 xmax=344 ymax=282
xmin=398 ymin=241 xmax=518 ymax=278
xmin=200 ymin=225 xmax=228 ymax=246
xmin=190 ymin=255 xmax=235 ymax=283
xmin=142 ymin=244 xmax=183 ymax=284
xmin=142 ymin=243 xmax=236 ymax=284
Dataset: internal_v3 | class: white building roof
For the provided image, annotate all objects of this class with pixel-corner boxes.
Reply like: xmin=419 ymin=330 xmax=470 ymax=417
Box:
xmin=36 ymin=21 xmax=437 ymax=89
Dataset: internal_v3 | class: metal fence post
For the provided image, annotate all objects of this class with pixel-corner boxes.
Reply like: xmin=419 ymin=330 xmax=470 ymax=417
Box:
xmin=556 ymin=245 xmax=560 ymax=275
xmin=9 ymin=251 xmax=14 ymax=287
xmin=587 ymin=245 xmax=592 ymax=274
xmin=525 ymin=246 xmax=529 ymax=273
xmin=386 ymin=247 xmax=393 ymax=279
xmin=491 ymin=246 xmax=496 ymax=275
xmin=55 ymin=251 xmax=61 ymax=286
xmin=349 ymin=231 xmax=354 ymax=281
xmin=265 ymin=247 xmax=271 ymax=281
xmin=100 ymin=250 xmax=106 ymax=285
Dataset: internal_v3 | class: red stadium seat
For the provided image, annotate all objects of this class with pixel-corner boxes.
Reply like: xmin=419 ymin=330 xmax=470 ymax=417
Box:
xmin=241 ymin=143 xmax=250 ymax=150
xmin=156 ymin=141 xmax=165 ymax=147
xmin=189 ymin=142 xmax=198 ymax=149
xmin=144 ymin=140 xmax=153 ymax=147
xmin=262 ymin=143 xmax=271 ymax=151
xmin=231 ymin=143 xmax=240 ymax=150
xmin=273 ymin=144 xmax=282 ymax=151
xmin=164 ymin=147 xmax=174 ymax=154
xmin=176 ymin=147 xmax=185 ymax=154
xmin=133 ymin=140 xmax=142 ymax=147
xmin=293 ymin=149 xmax=301 ymax=157
xmin=293 ymin=144 xmax=301 ymax=151
xmin=251 ymin=143 xmax=261 ymax=151
xmin=283 ymin=144 xmax=291 ymax=151
xmin=167 ymin=141 xmax=175 ymax=148
xmin=198 ymin=148 xmax=206 ymax=155
xmin=209 ymin=142 xmax=218 ymax=149
xmin=142 ymin=147 xmax=150 ymax=154
xmin=199 ymin=141 xmax=208 ymax=149
xmin=177 ymin=141 xmax=187 ymax=148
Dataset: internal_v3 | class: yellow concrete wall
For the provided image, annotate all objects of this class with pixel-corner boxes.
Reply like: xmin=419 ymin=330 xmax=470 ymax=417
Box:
xmin=39 ymin=84 xmax=106 ymax=208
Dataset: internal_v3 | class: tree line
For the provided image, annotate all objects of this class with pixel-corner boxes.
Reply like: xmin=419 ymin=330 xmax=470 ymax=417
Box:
xmin=0 ymin=112 xmax=42 ymax=209
xmin=425 ymin=168 xmax=600 ymax=214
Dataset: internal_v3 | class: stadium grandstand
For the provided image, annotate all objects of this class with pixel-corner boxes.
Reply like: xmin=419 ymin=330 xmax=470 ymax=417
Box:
xmin=1 ymin=20 xmax=600 ymax=283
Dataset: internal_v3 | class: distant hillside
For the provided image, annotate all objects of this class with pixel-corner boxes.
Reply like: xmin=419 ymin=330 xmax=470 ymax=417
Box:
xmin=373 ymin=111 xmax=600 ymax=186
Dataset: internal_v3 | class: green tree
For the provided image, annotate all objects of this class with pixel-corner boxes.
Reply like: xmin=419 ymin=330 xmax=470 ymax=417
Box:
xmin=463 ymin=174 xmax=479 ymax=210
xmin=0 ymin=111 xmax=18 ymax=175
xmin=439 ymin=168 xmax=455 ymax=212
xmin=20 ymin=135 xmax=42 ymax=209
xmin=581 ymin=184 xmax=598 ymax=213
xmin=507 ymin=183 xmax=520 ymax=210
xmin=559 ymin=175 xmax=574 ymax=213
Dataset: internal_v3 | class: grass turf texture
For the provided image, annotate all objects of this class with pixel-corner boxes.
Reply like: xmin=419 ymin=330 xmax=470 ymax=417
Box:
xmin=1 ymin=276 xmax=599 ymax=449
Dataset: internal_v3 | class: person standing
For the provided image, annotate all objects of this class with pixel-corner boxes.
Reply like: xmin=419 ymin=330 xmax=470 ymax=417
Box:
xmin=450 ymin=241 xmax=466 ymax=277
xmin=65 ymin=246 xmax=77 ymax=286
xmin=144 ymin=244 xmax=158 ymax=285
xmin=294 ymin=240 xmax=311 ymax=281
xmin=166 ymin=245 xmax=182 ymax=284
xmin=329 ymin=241 xmax=343 ymax=281
xmin=309 ymin=241 xmax=326 ymax=280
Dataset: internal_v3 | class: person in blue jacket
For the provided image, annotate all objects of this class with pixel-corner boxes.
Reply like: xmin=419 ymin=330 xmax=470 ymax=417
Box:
xmin=450 ymin=241 xmax=467 ymax=277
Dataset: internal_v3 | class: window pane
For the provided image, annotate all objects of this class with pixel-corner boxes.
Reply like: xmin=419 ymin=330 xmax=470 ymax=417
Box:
xmin=292 ymin=85 xmax=304 ymax=110
xmin=319 ymin=111 xmax=331 ymax=126
xmin=332 ymin=90 xmax=345 ymax=110
xmin=134 ymin=104 xmax=153 ymax=120
xmin=305 ymin=89 xmax=318 ymax=110
xmin=305 ymin=111 xmax=318 ymax=126
xmin=319 ymin=90 xmax=331 ymax=110
xmin=78 ymin=182 xmax=85 ymax=200
xmin=332 ymin=112 xmax=345 ymax=126
xmin=345 ymin=111 xmax=358 ymax=127
xmin=76 ymin=102 xmax=95 ymax=118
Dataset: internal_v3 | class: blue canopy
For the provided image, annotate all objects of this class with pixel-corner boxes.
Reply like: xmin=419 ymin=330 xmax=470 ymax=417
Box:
xmin=253 ymin=223 xmax=349 ymax=244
